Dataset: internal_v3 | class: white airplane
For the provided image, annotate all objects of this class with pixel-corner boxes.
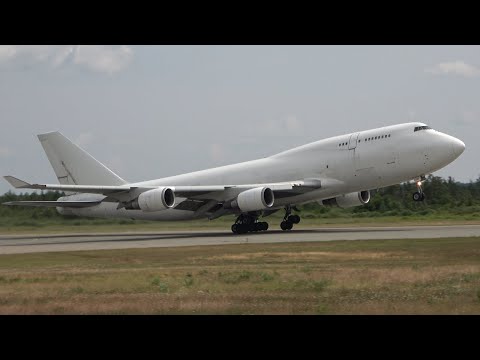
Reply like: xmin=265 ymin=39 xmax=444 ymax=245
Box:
xmin=3 ymin=122 xmax=465 ymax=234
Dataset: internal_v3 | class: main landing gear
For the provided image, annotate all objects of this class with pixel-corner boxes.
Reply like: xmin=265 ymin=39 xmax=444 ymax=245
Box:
xmin=280 ymin=205 xmax=301 ymax=231
xmin=413 ymin=177 xmax=426 ymax=202
xmin=231 ymin=214 xmax=268 ymax=234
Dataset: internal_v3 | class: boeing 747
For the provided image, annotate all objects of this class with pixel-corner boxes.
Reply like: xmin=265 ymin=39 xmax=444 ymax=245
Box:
xmin=3 ymin=123 xmax=465 ymax=234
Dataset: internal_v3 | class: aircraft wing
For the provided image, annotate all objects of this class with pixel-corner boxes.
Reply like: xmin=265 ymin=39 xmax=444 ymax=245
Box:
xmin=3 ymin=175 xmax=325 ymax=215
xmin=4 ymin=176 xmax=322 ymax=198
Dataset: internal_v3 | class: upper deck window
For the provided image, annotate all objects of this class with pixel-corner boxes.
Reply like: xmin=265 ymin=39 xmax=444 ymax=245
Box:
xmin=414 ymin=126 xmax=431 ymax=132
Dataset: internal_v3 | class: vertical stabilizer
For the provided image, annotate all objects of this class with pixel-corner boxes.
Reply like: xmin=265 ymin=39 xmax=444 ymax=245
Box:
xmin=37 ymin=132 xmax=127 ymax=186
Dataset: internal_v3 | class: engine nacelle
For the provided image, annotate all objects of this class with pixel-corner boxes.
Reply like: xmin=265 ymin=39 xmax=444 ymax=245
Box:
xmin=228 ymin=187 xmax=274 ymax=212
xmin=320 ymin=190 xmax=370 ymax=208
xmin=126 ymin=187 xmax=175 ymax=212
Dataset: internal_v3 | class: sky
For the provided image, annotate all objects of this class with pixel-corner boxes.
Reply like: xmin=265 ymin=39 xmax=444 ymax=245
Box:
xmin=0 ymin=45 xmax=479 ymax=194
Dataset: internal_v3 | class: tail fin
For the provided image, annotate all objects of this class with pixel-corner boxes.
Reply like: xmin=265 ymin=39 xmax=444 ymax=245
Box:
xmin=37 ymin=131 xmax=127 ymax=186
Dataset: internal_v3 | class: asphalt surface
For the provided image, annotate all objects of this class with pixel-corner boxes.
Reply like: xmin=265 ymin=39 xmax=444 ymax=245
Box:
xmin=1 ymin=225 xmax=480 ymax=255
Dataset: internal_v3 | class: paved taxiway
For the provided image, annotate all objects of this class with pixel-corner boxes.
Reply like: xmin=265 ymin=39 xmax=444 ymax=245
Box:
xmin=1 ymin=225 xmax=480 ymax=255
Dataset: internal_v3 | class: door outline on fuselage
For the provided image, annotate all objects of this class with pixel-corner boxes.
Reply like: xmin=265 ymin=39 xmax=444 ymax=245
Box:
xmin=348 ymin=133 xmax=360 ymax=150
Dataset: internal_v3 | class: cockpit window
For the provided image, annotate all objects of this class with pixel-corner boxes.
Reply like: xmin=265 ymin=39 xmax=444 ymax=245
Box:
xmin=414 ymin=126 xmax=432 ymax=132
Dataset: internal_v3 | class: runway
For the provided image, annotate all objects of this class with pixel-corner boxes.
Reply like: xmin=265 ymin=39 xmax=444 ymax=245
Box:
xmin=1 ymin=224 xmax=480 ymax=255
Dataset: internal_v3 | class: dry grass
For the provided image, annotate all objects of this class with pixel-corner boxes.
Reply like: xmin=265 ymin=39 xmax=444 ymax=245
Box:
xmin=0 ymin=237 xmax=480 ymax=314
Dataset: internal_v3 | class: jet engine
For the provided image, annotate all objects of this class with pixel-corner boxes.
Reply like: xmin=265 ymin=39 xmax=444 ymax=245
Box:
xmin=125 ymin=187 xmax=175 ymax=212
xmin=227 ymin=187 xmax=274 ymax=212
xmin=320 ymin=190 xmax=370 ymax=208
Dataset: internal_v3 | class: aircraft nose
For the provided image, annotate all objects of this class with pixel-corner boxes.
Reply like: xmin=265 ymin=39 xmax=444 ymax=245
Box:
xmin=451 ymin=137 xmax=465 ymax=158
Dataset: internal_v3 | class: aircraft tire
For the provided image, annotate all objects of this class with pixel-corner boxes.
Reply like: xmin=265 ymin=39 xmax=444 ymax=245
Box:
xmin=289 ymin=215 xmax=300 ymax=224
xmin=413 ymin=192 xmax=423 ymax=202
xmin=281 ymin=221 xmax=294 ymax=231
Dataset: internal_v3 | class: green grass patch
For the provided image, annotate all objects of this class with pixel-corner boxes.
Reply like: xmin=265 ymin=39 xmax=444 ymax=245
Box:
xmin=151 ymin=277 xmax=169 ymax=293
xmin=218 ymin=270 xmax=252 ymax=284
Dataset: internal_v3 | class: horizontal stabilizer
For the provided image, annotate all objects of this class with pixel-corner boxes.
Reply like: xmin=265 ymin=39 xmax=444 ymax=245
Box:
xmin=3 ymin=176 xmax=32 ymax=189
xmin=3 ymin=175 xmax=134 ymax=194
xmin=2 ymin=201 xmax=102 ymax=208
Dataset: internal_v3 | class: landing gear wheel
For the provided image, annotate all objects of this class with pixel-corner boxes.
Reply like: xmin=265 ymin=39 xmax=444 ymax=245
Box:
xmin=231 ymin=214 xmax=269 ymax=234
xmin=412 ymin=176 xmax=426 ymax=202
xmin=288 ymin=215 xmax=300 ymax=224
xmin=236 ymin=224 xmax=248 ymax=234
xmin=281 ymin=220 xmax=293 ymax=231
xmin=256 ymin=222 xmax=267 ymax=231
xmin=281 ymin=205 xmax=300 ymax=230
xmin=413 ymin=191 xmax=425 ymax=202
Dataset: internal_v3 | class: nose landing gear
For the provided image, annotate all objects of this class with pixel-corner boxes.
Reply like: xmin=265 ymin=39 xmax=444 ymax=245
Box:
xmin=280 ymin=205 xmax=301 ymax=231
xmin=413 ymin=177 xmax=426 ymax=202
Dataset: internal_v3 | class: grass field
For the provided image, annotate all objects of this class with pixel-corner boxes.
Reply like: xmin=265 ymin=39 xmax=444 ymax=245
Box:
xmin=2 ymin=215 xmax=480 ymax=235
xmin=0 ymin=236 xmax=479 ymax=314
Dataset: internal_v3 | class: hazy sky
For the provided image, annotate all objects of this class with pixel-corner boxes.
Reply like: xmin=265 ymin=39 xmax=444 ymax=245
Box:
xmin=0 ymin=45 xmax=479 ymax=194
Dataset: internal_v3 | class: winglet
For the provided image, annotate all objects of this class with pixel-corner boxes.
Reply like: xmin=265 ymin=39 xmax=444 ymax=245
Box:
xmin=3 ymin=176 xmax=32 ymax=189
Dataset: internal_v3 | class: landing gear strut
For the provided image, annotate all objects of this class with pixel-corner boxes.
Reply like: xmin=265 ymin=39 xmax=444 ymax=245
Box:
xmin=413 ymin=177 xmax=426 ymax=202
xmin=231 ymin=214 xmax=268 ymax=234
xmin=280 ymin=205 xmax=301 ymax=231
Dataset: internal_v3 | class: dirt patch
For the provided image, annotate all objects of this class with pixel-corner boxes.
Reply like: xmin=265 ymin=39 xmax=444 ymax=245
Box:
xmin=205 ymin=251 xmax=408 ymax=262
